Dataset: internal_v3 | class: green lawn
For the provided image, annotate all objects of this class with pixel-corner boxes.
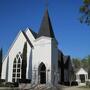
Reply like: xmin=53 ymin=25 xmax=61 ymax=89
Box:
xmin=79 ymin=86 xmax=90 ymax=90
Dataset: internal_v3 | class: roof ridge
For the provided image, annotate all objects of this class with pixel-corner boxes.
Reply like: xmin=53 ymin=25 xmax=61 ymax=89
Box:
xmin=22 ymin=31 xmax=33 ymax=48
xmin=29 ymin=29 xmax=37 ymax=39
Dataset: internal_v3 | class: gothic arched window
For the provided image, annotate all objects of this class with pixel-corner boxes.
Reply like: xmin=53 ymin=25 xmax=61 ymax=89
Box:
xmin=12 ymin=52 xmax=22 ymax=82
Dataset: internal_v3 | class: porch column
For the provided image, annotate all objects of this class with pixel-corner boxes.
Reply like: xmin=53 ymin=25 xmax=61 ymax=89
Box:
xmin=76 ymin=74 xmax=80 ymax=81
xmin=86 ymin=74 xmax=88 ymax=81
xmin=77 ymin=74 xmax=80 ymax=84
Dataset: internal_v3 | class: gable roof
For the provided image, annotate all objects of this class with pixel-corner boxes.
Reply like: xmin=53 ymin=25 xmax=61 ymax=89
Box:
xmin=37 ymin=9 xmax=55 ymax=38
xmin=58 ymin=49 xmax=63 ymax=62
xmin=64 ymin=56 xmax=71 ymax=69
xmin=58 ymin=50 xmax=72 ymax=69
xmin=2 ymin=31 xmax=32 ymax=62
xmin=63 ymin=55 xmax=70 ymax=64
xmin=76 ymin=68 xmax=88 ymax=75
xmin=29 ymin=29 xmax=37 ymax=39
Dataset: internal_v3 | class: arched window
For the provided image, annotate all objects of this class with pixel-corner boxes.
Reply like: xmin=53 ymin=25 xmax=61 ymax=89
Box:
xmin=12 ymin=52 xmax=22 ymax=82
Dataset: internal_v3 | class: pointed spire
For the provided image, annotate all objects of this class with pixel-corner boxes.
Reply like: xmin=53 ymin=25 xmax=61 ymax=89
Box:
xmin=37 ymin=9 xmax=55 ymax=38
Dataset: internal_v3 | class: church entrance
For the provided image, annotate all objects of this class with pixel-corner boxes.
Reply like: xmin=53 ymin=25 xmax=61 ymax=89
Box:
xmin=80 ymin=74 xmax=85 ymax=83
xmin=39 ymin=63 xmax=46 ymax=84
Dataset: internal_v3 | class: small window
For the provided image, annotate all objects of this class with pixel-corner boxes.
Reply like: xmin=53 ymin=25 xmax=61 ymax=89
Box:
xmin=13 ymin=69 xmax=16 ymax=72
xmin=13 ymin=74 xmax=16 ymax=77
xmin=17 ymin=64 xmax=20 ymax=68
xmin=17 ymin=69 xmax=20 ymax=72
xmin=17 ymin=74 xmax=20 ymax=77
xmin=13 ymin=64 xmax=16 ymax=68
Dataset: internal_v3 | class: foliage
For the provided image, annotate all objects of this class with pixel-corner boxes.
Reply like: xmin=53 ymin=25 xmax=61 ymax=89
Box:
xmin=4 ymin=82 xmax=14 ymax=87
xmin=72 ymin=58 xmax=81 ymax=69
xmin=72 ymin=55 xmax=90 ymax=79
xmin=81 ymin=58 xmax=88 ymax=68
xmin=72 ymin=57 xmax=90 ymax=69
xmin=0 ymin=82 xmax=19 ymax=87
xmin=86 ymin=81 xmax=90 ymax=88
xmin=71 ymin=81 xmax=78 ymax=86
xmin=80 ymin=0 xmax=90 ymax=25
xmin=84 ymin=55 xmax=90 ymax=78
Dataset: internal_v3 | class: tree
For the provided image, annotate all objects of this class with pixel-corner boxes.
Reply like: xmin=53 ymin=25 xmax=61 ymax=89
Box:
xmin=80 ymin=0 xmax=90 ymax=25
xmin=72 ymin=58 xmax=81 ymax=69
xmin=72 ymin=56 xmax=90 ymax=79
xmin=85 ymin=55 xmax=90 ymax=78
xmin=21 ymin=42 xmax=27 ymax=81
xmin=81 ymin=58 xmax=88 ymax=68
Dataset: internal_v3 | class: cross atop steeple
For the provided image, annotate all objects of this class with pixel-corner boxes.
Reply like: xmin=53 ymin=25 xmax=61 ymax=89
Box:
xmin=45 ymin=0 xmax=48 ymax=9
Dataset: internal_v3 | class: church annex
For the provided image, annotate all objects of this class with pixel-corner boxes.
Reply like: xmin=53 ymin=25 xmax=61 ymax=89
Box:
xmin=1 ymin=9 xmax=73 ymax=85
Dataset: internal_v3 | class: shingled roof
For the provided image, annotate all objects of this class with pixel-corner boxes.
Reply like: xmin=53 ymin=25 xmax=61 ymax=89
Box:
xmin=29 ymin=29 xmax=37 ymax=39
xmin=37 ymin=9 xmax=55 ymax=38
xmin=58 ymin=49 xmax=63 ymax=62
xmin=63 ymin=56 xmax=70 ymax=69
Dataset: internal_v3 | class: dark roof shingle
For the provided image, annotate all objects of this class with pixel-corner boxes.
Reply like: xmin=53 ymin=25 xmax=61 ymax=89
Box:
xmin=37 ymin=9 xmax=55 ymax=38
xmin=29 ymin=29 xmax=37 ymax=39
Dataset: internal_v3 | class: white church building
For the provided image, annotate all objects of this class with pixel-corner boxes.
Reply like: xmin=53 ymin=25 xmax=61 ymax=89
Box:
xmin=1 ymin=10 xmax=73 ymax=85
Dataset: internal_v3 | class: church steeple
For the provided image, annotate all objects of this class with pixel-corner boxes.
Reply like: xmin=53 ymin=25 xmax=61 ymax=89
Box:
xmin=37 ymin=9 xmax=55 ymax=38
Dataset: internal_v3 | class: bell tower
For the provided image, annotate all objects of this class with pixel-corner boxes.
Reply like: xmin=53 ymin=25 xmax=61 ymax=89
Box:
xmin=32 ymin=9 xmax=58 ymax=85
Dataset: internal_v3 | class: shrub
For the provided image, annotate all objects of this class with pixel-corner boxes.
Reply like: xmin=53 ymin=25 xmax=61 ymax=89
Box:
xmin=86 ymin=81 xmax=90 ymax=88
xmin=0 ymin=79 xmax=5 ymax=84
xmin=71 ymin=81 xmax=78 ymax=86
xmin=13 ymin=82 xmax=19 ymax=87
xmin=19 ymin=79 xmax=31 ymax=83
xmin=64 ymin=82 xmax=70 ymax=86
xmin=5 ymin=82 xmax=14 ymax=87
xmin=0 ymin=83 xmax=4 ymax=87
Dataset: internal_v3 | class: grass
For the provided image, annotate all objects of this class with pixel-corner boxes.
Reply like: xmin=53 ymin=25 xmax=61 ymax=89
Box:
xmin=79 ymin=86 xmax=90 ymax=90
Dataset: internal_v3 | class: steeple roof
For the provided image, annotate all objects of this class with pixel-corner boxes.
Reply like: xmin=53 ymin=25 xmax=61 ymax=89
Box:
xmin=37 ymin=9 xmax=55 ymax=38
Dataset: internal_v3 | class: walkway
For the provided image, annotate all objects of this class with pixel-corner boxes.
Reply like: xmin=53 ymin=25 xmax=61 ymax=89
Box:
xmin=64 ymin=86 xmax=90 ymax=90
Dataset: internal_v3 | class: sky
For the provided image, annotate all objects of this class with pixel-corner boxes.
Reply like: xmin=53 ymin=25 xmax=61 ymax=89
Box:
xmin=0 ymin=0 xmax=90 ymax=59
